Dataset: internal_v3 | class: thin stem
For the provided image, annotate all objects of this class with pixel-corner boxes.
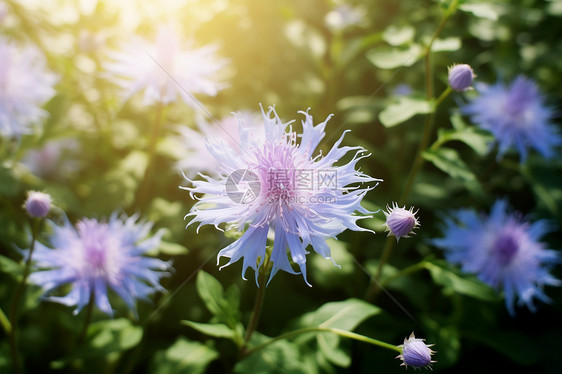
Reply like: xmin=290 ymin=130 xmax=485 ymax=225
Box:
xmin=9 ymin=218 xmax=40 ymax=374
xmin=245 ymin=326 xmax=401 ymax=357
xmin=366 ymin=2 xmax=459 ymax=301
xmin=77 ymin=290 xmax=96 ymax=344
xmin=243 ymin=278 xmax=266 ymax=344
xmin=137 ymin=101 xmax=165 ymax=210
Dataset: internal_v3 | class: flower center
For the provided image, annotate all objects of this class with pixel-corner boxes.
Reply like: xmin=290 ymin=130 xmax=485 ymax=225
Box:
xmin=84 ymin=244 xmax=108 ymax=276
xmin=493 ymin=233 xmax=519 ymax=265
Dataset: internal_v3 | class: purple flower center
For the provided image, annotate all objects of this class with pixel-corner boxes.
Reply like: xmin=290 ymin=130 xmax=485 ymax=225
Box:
xmin=493 ymin=233 xmax=519 ymax=265
xmin=84 ymin=244 xmax=108 ymax=276
xmin=257 ymin=143 xmax=298 ymax=206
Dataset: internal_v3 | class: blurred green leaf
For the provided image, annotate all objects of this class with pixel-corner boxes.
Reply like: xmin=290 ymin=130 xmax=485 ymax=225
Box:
xmin=236 ymin=332 xmax=310 ymax=374
xmin=156 ymin=240 xmax=189 ymax=256
xmin=379 ymin=97 xmax=433 ymax=127
xmin=423 ymin=148 xmax=484 ymax=197
xmin=366 ymin=44 xmax=421 ymax=69
xmin=150 ymin=337 xmax=218 ymax=374
xmin=310 ymin=239 xmax=354 ymax=289
xmin=0 ymin=165 xmax=20 ymax=196
xmin=460 ymin=3 xmax=499 ymax=20
xmin=382 ymin=25 xmax=415 ymax=46
xmin=182 ymin=320 xmax=236 ymax=339
xmin=434 ymin=126 xmax=494 ymax=156
xmin=423 ymin=259 xmax=497 ymax=301
xmin=0 ymin=255 xmax=22 ymax=279
xmin=430 ymin=37 xmax=461 ymax=52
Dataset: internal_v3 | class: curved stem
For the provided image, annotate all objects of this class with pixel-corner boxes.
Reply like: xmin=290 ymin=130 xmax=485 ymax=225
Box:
xmin=366 ymin=2 xmax=459 ymax=301
xmin=9 ymin=218 xmax=40 ymax=374
xmin=245 ymin=326 xmax=401 ymax=357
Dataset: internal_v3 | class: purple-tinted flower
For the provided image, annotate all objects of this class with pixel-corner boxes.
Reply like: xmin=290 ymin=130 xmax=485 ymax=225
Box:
xmin=431 ymin=199 xmax=560 ymax=315
xmin=29 ymin=213 xmax=170 ymax=316
xmin=182 ymin=106 xmax=379 ymax=285
xmin=175 ymin=111 xmax=263 ymax=179
xmin=383 ymin=203 xmax=419 ymax=242
xmin=462 ymin=75 xmax=561 ymax=161
xmin=396 ymin=332 xmax=436 ymax=369
xmin=448 ymin=63 xmax=474 ymax=91
xmin=104 ymin=25 xmax=228 ymax=107
xmin=24 ymin=191 xmax=52 ymax=218
xmin=0 ymin=36 xmax=58 ymax=138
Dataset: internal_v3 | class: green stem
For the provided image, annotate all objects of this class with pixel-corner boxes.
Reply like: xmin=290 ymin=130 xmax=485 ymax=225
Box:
xmin=78 ymin=290 xmax=96 ymax=344
xmin=242 ymin=255 xmax=270 ymax=353
xmin=0 ymin=307 xmax=11 ymax=335
xmin=366 ymin=2 xmax=459 ymax=302
xmin=245 ymin=326 xmax=401 ymax=357
xmin=9 ymin=218 xmax=40 ymax=374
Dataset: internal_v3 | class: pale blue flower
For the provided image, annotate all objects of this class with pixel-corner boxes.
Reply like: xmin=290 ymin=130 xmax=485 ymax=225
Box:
xmin=183 ymin=106 xmax=379 ymax=285
xmin=104 ymin=25 xmax=228 ymax=107
xmin=431 ymin=199 xmax=560 ymax=315
xmin=0 ymin=36 xmax=58 ymax=138
xmin=462 ymin=75 xmax=561 ymax=161
xmin=29 ymin=213 xmax=170 ymax=316
xmin=396 ymin=332 xmax=436 ymax=369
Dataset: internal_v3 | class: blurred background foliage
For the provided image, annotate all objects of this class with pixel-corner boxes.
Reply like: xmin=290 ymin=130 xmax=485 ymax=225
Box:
xmin=1 ymin=0 xmax=562 ymax=373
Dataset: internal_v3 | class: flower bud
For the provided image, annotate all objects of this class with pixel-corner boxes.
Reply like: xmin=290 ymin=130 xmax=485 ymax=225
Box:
xmin=448 ymin=63 xmax=475 ymax=91
xmin=396 ymin=332 xmax=436 ymax=369
xmin=24 ymin=191 xmax=52 ymax=218
xmin=383 ymin=203 xmax=419 ymax=242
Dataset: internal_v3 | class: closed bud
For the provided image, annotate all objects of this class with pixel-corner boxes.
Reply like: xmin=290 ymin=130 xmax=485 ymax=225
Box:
xmin=24 ymin=191 xmax=52 ymax=218
xmin=448 ymin=63 xmax=475 ymax=91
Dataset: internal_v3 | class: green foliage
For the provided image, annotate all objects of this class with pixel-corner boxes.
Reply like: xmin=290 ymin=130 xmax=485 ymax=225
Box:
xmin=150 ymin=337 xmax=218 ymax=374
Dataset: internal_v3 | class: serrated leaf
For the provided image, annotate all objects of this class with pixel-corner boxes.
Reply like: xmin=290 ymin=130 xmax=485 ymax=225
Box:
xmin=460 ymin=3 xmax=499 ymax=20
xmin=423 ymin=259 xmax=497 ymax=301
xmin=422 ymin=148 xmax=484 ymax=197
xmin=366 ymin=44 xmax=421 ymax=69
xmin=182 ymin=320 xmax=235 ymax=339
xmin=150 ymin=337 xmax=218 ymax=374
xmin=379 ymin=97 xmax=433 ymax=127
xmin=382 ymin=25 xmax=415 ymax=46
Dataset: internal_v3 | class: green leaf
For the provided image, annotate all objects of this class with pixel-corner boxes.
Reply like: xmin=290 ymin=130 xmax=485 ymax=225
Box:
xmin=366 ymin=44 xmax=421 ymax=69
xmin=235 ymin=332 xmax=309 ymax=374
xmin=423 ymin=259 xmax=497 ymax=301
xmin=157 ymin=241 xmax=189 ymax=256
xmin=422 ymin=148 xmax=484 ymax=197
xmin=379 ymin=97 xmax=433 ymax=127
xmin=460 ymin=3 xmax=499 ymax=20
xmin=382 ymin=25 xmax=415 ymax=46
xmin=430 ymin=37 xmax=461 ymax=52
xmin=435 ymin=126 xmax=494 ymax=156
xmin=195 ymin=271 xmax=241 ymax=327
xmin=296 ymin=299 xmax=381 ymax=368
xmin=182 ymin=320 xmax=235 ymax=339
xmin=0 ymin=255 xmax=22 ymax=279
xmin=0 ymin=165 xmax=19 ymax=196
xmin=150 ymin=337 xmax=218 ymax=374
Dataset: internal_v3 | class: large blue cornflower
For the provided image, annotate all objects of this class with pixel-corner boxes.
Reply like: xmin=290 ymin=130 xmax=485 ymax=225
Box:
xmin=0 ymin=36 xmax=58 ymax=138
xmin=183 ymin=106 xmax=379 ymax=285
xmin=431 ymin=199 xmax=560 ymax=315
xmin=29 ymin=213 xmax=170 ymax=316
xmin=462 ymin=75 xmax=561 ymax=161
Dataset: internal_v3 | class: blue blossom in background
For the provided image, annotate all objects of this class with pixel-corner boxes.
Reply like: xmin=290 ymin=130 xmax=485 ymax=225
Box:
xmin=183 ymin=106 xmax=379 ymax=285
xmin=396 ymin=332 xmax=436 ymax=369
xmin=29 ymin=214 xmax=170 ymax=316
xmin=462 ymin=75 xmax=561 ymax=161
xmin=104 ymin=25 xmax=228 ymax=107
xmin=0 ymin=36 xmax=58 ymax=138
xmin=431 ymin=199 xmax=560 ymax=315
